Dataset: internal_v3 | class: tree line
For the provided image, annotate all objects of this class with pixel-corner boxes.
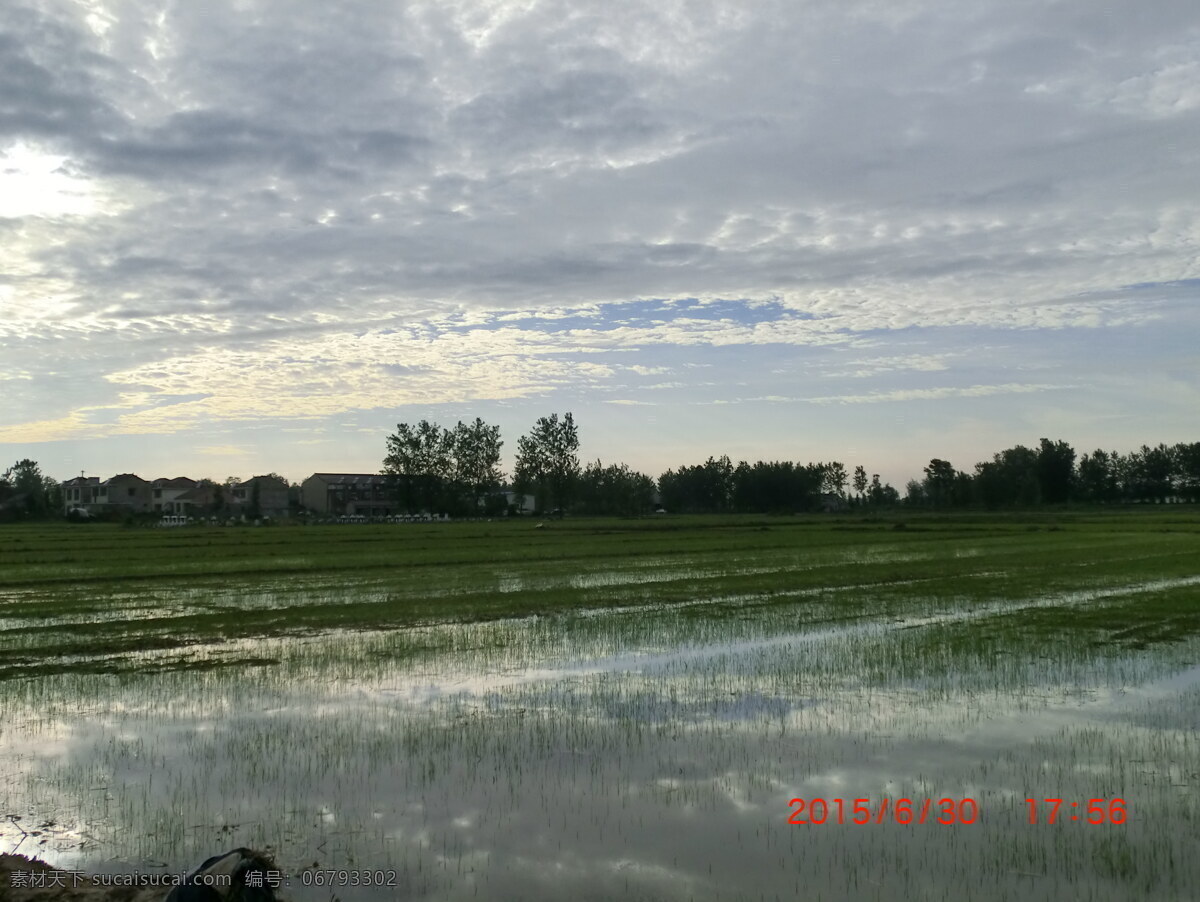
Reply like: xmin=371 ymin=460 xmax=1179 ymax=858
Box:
xmin=906 ymin=440 xmax=1200 ymax=509
xmin=381 ymin=417 xmax=1198 ymax=515
xmin=4 ymin=424 xmax=1197 ymax=522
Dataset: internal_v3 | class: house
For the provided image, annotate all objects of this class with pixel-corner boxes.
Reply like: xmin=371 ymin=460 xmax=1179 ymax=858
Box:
xmin=172 ymin=483 xmax=219 ymax=518
xmin=61 ymin=473 xmax=153 ymax=515
xmin=301 ymin=473 xmax=394 ymax=517
xmin=98 ymin=474 xmax=153 ymax=513
xmin=230 ymin=474 xmax=290 ymax=518
xmin=151 ymin=477 xmax=198 ymax=514
xmin=61 ymin=475 xmax=101 ymax=514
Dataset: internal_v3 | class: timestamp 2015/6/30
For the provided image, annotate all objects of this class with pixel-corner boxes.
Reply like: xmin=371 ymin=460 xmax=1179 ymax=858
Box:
xmin=788 ymin=797 xmax=1129 ymax=826
xmin=787 ymin=797 xmax=980 ymax=826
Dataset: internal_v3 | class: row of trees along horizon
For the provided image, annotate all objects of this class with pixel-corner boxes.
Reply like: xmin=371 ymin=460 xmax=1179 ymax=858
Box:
xmin=2 ymin=416 xmax=1198 ymax=521
xmin=380 ymin=415 xmax=1199 ymax=516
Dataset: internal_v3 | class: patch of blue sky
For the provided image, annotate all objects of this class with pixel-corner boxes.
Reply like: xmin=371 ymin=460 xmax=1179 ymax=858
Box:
xmin=472 ymin=297 xmax=797 ymax=334
xmin=1122 ymin=278 xmax=1200 ymax=292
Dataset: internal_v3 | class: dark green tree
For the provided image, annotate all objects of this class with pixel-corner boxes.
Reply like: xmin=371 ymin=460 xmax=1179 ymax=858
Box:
xmin=1126 ymin=444 xmax=1174 ymax=502
xmin=1174 ymin=442 xmax=1200 ymax=502
xmin=2 ymin=459 xmax=51 ymax=518
xmin=450 ymin=418 xmax=504 ymax=513
xmin=853 ymin=465 xmax=868 ymax=501
xmin=514 ymin=412 xmax=581 ymax=512
xmin=656 ymin=456 xmax=738 ymax=513
xmin=822 ymin=461 xmax=849 ymax=498
xmin=0 ymin=470 xmax=13 ymax=518
xmin=973 ymin=446 xmax=1040 ymax=508
xmin=383 ymin=420 xmax=453 ymax=513
xmin=578 ymin=460 xmax=656 ymax=516
xmin=1077 ymin=450 xmax=1119 ymax=503
xmin=730 ymin=460 xmax=824 ymax=513
xmin=1036 ymin=438 xmax=1076 ymax=504
xmin=702 ymin=455 xmax=736 ymax=511
xmin=904 ymin=479 xmax=926 ymax=506
xmin=922 ymin=459 xmax=957 ymax=508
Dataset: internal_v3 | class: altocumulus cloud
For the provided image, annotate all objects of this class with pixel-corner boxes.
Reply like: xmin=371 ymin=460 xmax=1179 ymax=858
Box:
xmin=1 ymin=0 xmax=1198 ymax=479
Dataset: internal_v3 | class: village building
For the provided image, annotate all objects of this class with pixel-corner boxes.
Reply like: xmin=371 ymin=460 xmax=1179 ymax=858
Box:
xmin=301 ymin=473 xmax=394 ymax=517
xmin=62 ymin=474 xmax=152 ymax=515
xmin=230 ymin=474 xmax=291 ymax=518
xmin=61 ymin=475 xmax=101 ymax=513
xmin=151 ymin=477 xmax=198 ymax=514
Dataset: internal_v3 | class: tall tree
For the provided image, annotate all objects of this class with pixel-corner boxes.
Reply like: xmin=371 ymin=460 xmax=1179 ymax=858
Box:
xmin=700 ymin=455 xmax=735 ymax=511
xmin=822 ymin=461 xmax=848 ymax=498
xmin=2 ymin=459 xmax=50 ymax=518
xmin=853 ymin=465 xmax=868 ymax=500
xmin=1127 ymin=443 xmax=1174 ymax=502
xmin=1036 ymin=438 xmax=1076 ymax=504
xmin=382 ymin=419 xmax=453 ymax=513
xmin=904 ymin=480 xmax=926 ymax=506
xmin=383 ymin=422 xmax=421 ymax=511
xmin=514 ymin=412 xmax=581 ymax=512
xmin=922 ymin=459 xmax=957 ymax=507
xmin=728 ymin=460 xmax=825 ymax=513
xmin=1077 ymin=450 xmax=1118 ymax=503
xmin=1174 ymin=442 xmax=1200 ymax=502
xmin=451 ymin=418 xmax=504 ymax=511
xmin=974 ymin=446 xmax=1040 ymax=508
xmin=578 ymin=460 xmax=656 ymax=516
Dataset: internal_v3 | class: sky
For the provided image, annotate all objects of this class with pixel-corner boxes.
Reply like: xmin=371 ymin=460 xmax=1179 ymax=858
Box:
xmin=2 ymin=0 xmax=1198 ymax=489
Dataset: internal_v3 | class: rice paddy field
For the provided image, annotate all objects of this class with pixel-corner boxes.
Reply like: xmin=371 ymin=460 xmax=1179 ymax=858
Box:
xmin=2 ymin=511 xmax=1199 ymax=901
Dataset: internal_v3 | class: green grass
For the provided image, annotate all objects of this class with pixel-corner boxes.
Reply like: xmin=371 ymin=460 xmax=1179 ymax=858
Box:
xmin=1 ymin=509 xmax=1198 ymax=680
xmin=3 ymin=510 xmax=1200 ymax=900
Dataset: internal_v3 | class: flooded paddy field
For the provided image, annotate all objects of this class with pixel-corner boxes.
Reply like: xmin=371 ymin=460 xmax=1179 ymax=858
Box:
xmin=2 ymin=512 xmax=1199 ymax=900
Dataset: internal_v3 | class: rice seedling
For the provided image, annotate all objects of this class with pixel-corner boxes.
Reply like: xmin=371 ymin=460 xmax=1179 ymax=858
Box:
xmin=1 ymin=511 xmax=1198 ymax=899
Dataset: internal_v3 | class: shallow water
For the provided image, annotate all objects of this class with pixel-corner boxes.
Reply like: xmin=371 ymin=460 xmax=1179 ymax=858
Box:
xmin=3 ymin=576 xmax=1200 ymax=901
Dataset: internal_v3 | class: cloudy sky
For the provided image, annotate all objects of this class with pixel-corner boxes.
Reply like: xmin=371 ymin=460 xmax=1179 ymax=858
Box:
xmin=2 ymin=0 xmax=1197 ymax=488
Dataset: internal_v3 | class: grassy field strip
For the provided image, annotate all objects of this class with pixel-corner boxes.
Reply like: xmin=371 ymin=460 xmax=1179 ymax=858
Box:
xmin=3 ymin=564 xmax=1198 ymax=682
xmin=2 ymin=514 xmax=1196 ymax=588
xmin=494 ymin=574 xmax=1200 ymax=686
xmin=9 ymin=572 xmax=1192 ymax=705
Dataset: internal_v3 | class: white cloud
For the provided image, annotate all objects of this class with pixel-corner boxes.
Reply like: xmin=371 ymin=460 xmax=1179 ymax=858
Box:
xmin=826 ymin=354 xmax=955 ymax=379
xmin=803 ymin=384 xmax=1067 ymax=405
xmin=0 ymin=0 xmax=1196 ymax=476
xmin=0 ymin=410 xmax=100 ymax=443
xmin=0 ymin=142 xmax=101 ymax=218
xmin=197 ymin=444 xmax=249 ymax=457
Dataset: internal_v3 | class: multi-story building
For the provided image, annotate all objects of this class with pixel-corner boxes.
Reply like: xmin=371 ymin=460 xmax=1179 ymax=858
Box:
xmin=62 ymin=473 xmax=294 ymax=519
xmin=301 ymin=473 xmax=394 ymax=517
xmin=99 ymin=473 xmax=153 ymax=513
xmin=151 ymin=477 xmax=198 ymax=514
xmin=61 ymin=475 xmax=101 ymax=513
xmin=230 ymin=474 xmax=291 ymax=518
xmin=172 ymin=483 xmax=218 ymax=517
xmin=63 ymin=474 xmax=153 ymax=515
